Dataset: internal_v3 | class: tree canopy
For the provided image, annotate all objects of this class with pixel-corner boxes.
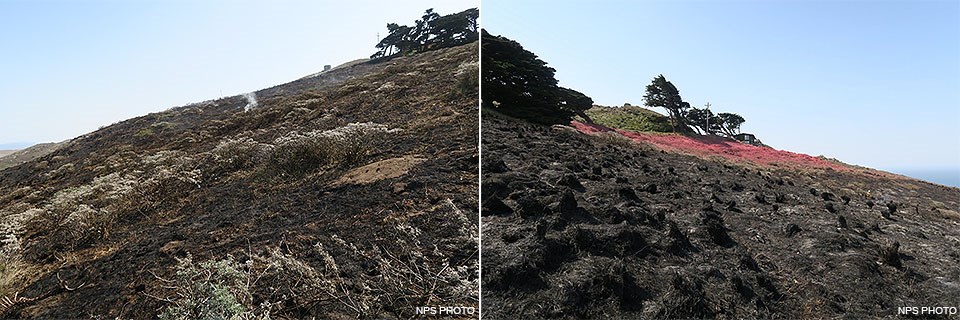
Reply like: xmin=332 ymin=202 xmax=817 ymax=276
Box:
xmin=372 ymin=8 xmax=478 ymax=59
xmin=715 ymin=112 xmax=746 ymax=136
xmin=641 ymin=75 xmax=750 ymax=139
xmin=684 ymin=107 xmax=716 ymax=135
xmin=482 ymin=30 xmax=592 ymax=125
xmin=643 ymin=75 xmax=690 ymax=133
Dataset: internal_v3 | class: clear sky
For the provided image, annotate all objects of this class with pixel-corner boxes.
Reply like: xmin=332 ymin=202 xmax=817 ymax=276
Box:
xmin=0 ymin=0 xmax=475 ymax=145
xmin=483 ymin=0 xmax=960 ymax=172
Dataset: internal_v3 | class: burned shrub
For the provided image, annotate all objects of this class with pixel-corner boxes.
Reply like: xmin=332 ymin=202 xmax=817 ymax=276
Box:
xmin=572 ymin=224 xmax=647 ymax=257
xmin=651 ymin=274 xmax=715 ymax=319
xmin=754 ymin=193 xmax=768 ymax=204
xmin=820 ymin=192 xmax=835 ymax=202
xmin=618 ymin=187 xmax=641 ymax=202
xmin=640 ymin=183 xmax=659 ymax=194
xmin=825 ymin=202 xmax=837 ymax=213
xmin=482 ymin=197 xmax=513 ymax=216
xmin=556 ymin=174 xmax=584 ymax=191
xmin=837 ymin=215 xmax=848 ymax=229
xmin=664 ymin=221 xmax=693 ymax=254
xmin=702 ymin=212 xmax=734 ymax=247
xmin=784 ymin=223 xmax=801 ymax=237
xmin=774 ymin=192 xmax=786 ymax=204
xmin=880 ymin=202 xmax=899 ymax=219
xmin=879 ymin=241 xmax=902 ymax=268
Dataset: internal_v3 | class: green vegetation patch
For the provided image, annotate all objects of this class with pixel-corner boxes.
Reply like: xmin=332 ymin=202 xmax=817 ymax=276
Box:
xmin=586 ymin=105 xmax=674 ymax=133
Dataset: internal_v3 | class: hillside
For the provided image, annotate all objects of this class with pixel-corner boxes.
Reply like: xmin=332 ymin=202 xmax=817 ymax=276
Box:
xmin=584 ymin=104 xmax=674 ymax=133
xmin=0 ymin=142 xmax=67 ymax=171
xmin=0 ymin=42 xmax=478 ymax=319
xmin=572 ymin=121 xmax=863 ymax=173
xmin=481 ymin=111 xmax=960 ymax=319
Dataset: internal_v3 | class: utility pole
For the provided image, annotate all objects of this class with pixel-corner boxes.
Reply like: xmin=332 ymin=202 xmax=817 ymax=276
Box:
xmin=705 ymin=102 xmax=711 ymax=135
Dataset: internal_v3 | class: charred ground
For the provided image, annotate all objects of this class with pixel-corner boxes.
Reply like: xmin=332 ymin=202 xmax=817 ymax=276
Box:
xmin=481 ymin=111 xmax=960 ymax=319
xmin=0 ymin=43 xmax=478 ymax=319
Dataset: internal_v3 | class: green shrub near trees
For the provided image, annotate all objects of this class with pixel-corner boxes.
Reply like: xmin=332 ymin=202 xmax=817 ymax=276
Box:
xmin=586 ymin=105 xmax=674 ymax=133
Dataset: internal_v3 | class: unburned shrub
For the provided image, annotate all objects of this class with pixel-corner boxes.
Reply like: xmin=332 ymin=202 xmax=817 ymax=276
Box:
xmin=267 ymin=123 xmax=401 ymax=178
xmin=158 ymin=255 xmax=270 ymax=320
xmin=454 ymin=61 xmax=479 ymax=97
xmin=211 ymin=137 xmax=270 ymax=172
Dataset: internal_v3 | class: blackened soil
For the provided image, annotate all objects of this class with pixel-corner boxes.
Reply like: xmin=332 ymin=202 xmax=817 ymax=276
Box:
xmin=481 ymin=111 xmax=960 ymax=319
xmin=0 ymin=43 xmax=478 ymax=319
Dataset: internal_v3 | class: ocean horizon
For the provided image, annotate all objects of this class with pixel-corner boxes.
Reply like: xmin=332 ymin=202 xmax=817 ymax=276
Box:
xmin=886 ymin=168 xmax=960 ymax=188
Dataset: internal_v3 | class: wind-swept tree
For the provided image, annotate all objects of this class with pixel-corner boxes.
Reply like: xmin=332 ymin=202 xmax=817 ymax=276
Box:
xmin=714 ymin=112 xmax=746 ymax=136
xmin=372 ymin=23 xmax=415 ymax=58
xmin=482 ymin=30 xmax=592 ymax=124
xmin=412 ymin=9 xmax=441 ymax=51
xmin=482 ymin=30 xmax=559 ymax=123
xmin=430 ymin=8 xmax=479 ymax=48
xmin=371 ymin=8 xmax=478 ymax=59
xmin=643 ymin=75 xmax=690 ymax=132
xmin=684 ymin=107 xmax=716 ymax=135
xmin=558 ymin=87 xmax=595 ymax=124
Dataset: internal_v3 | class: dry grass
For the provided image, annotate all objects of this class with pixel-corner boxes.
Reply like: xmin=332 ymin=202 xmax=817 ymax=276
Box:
xmin=587 ymin=131 xmax=640 ymax=149
xmin=938 ymin=208 xmax=960 ymax=221
xmin=152 ymin=198 xmax=476 ymax=319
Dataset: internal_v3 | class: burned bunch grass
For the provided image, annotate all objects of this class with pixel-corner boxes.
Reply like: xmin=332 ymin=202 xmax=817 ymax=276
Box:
xmin=481 ymin=110 xmax=960 ymax=319
xmin=0 ymin=43 xmax=478 ymax=318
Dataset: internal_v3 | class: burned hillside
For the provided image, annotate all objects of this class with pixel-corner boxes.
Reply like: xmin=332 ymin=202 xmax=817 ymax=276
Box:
xmin=481 ymin=111 xmax=960 ymax=319
xmin=0 ymin=42 xmax=478 ymax=319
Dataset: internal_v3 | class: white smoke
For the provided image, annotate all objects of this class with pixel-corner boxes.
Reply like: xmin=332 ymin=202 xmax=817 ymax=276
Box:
xmin=243 ymin=92 xmax=258 ymax=111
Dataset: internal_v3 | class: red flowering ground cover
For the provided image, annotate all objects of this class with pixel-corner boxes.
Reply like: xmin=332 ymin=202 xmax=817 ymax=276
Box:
xmin=571 ymin=121 xmax=857 ymax=172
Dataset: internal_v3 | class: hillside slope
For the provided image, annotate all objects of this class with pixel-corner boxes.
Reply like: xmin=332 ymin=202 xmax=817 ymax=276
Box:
xmin=481 ymin=111 xmax=960 ymax=319
xmin=0 ymin=43 xmax=478 ymax=319
xmin=583 ymin=105 xmax=674 ymax=133
xmin=0 ymin=142 xmax=66 ymax=171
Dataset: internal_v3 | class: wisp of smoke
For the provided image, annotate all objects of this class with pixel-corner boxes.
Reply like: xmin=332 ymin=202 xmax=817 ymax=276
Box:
xmin=243 ymin=92 xmax=258 ymax=111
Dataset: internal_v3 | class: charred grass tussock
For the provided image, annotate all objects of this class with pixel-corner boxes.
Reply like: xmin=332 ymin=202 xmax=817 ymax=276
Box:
xmin=156 ymin=197 xmax=477 ymax=319
xmin=0 ymin=42 xmax=478 ymax=318
xmin=482 ymin=110 xmax=960 ymax=319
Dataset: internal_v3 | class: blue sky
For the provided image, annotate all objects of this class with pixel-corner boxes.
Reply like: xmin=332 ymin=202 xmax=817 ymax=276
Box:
xmin=0 ymin=0 xmax=475 ymax=145
xmin=483 ymin=0 xmax=960 ymax=172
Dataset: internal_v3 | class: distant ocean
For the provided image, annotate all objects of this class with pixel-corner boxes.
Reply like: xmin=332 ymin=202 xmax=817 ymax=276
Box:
xmin=887 ymin=168 xmax=960 ymax=188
